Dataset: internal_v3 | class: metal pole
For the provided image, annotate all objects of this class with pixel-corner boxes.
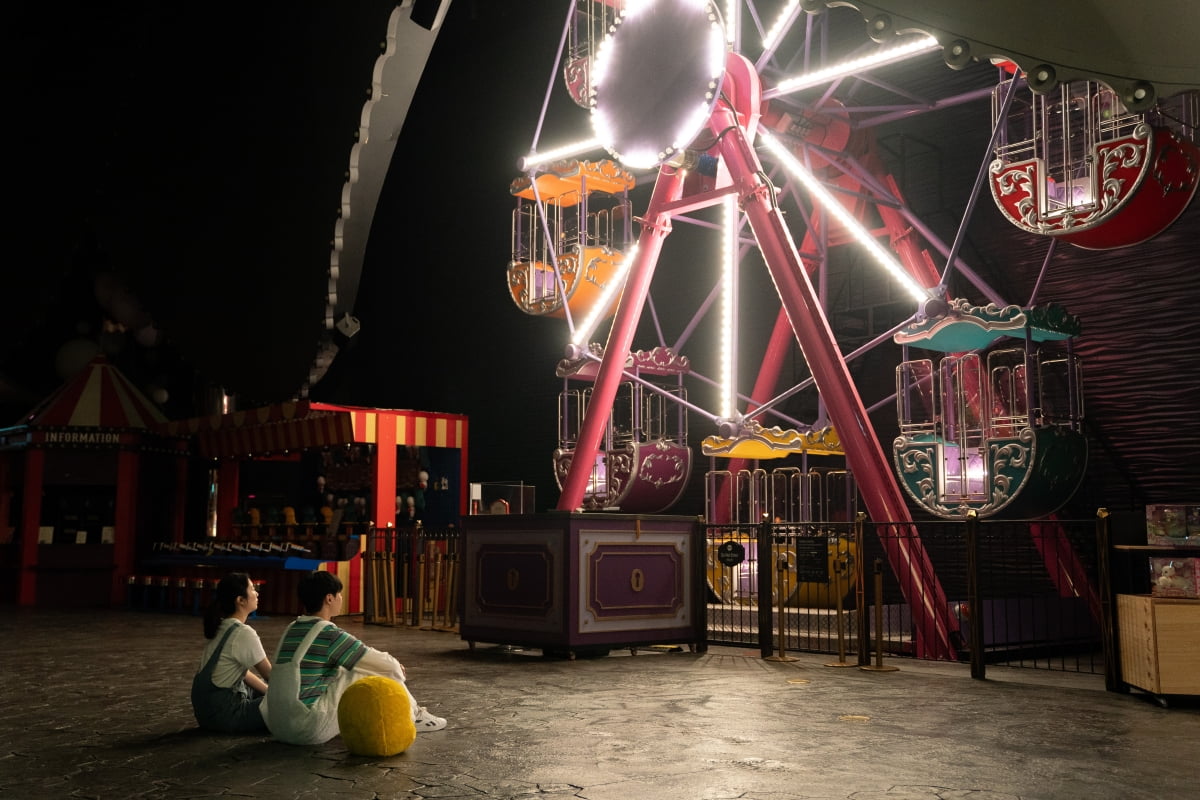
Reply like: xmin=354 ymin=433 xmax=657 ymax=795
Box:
xmin=966 ymin=510 xmax=985 ymax=679
xmin=1096 ymin=508 xmax=1119 ymax=692
xmin=384 ymin=526 xmax=396 ymax=626
xmin=400 ymin=526 xmax=411 ymax=625
xmin=765 ymin=533 xmax=798 ymax=663
xmin=938 ymin=75 xmax=1021 ymax=288
xmin=421 ymin=541 xmax=437 ymax=631
xmin=362 ymin=525 xmax=375 ymax=624
xmin=855 ymin=518 xmax=868 ymax=666
xmin=861 ymin=557 xmax=899 ymax=672
xmin=434 ymin=535 xmax=446 ymax=630
xmin=825 ymin=530 xmax=856 ymax=668
xmin=441 ymin=552 xmax=458 ymax=632
xmin=415 ymin=541 xmax=427 ymax=629
xmin=757 ymin=514 xmax=775 ymax=659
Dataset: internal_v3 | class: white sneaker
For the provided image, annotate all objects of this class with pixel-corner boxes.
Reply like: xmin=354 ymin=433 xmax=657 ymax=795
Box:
xmin=414 ymin=707 xmax=447 ymax=732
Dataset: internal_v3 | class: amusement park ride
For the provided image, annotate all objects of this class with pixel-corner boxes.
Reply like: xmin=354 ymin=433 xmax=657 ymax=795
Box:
xmin=494 ymin=0 xmax=1198 ymax=656
xmin=505 ymin=0 xmax=1197 ymax=518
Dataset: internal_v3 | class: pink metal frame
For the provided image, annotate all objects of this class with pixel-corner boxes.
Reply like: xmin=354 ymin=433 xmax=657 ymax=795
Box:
xmin=554 ymin=68 xmax=959 ymax=660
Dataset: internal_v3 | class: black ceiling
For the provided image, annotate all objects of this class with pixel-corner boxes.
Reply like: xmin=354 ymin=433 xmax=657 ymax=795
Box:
xmin=7 ymin=1 xmax=1198 ymax=509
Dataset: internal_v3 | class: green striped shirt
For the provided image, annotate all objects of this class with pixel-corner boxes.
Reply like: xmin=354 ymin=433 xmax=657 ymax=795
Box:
xmin=274 ymin=618 xmax=366 ymax=706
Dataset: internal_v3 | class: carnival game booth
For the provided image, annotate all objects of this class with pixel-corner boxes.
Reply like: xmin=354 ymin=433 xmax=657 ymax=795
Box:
xmin=0 ymin=355 xmax=189 ymax=607
xmin=155 ymin=402 xmax=468 ymax=616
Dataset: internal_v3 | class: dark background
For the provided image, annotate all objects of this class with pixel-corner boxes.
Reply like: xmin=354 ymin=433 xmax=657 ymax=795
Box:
xmin=9 ymin=1 xmax=571 ymax=503
xmin=9 ymin=1 xmax=1200 ymax=516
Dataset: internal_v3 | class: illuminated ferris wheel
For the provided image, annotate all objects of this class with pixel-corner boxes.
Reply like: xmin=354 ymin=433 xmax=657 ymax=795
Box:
xmin=511 ymin=2 xmax=939 ymax=516
xmin=508 ymin=0 xmax=1198 ymax=511
xmin=504 ymin=0 xmax=1198 ymax=655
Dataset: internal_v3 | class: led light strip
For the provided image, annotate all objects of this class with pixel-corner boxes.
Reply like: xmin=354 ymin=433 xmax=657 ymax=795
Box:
xmin=761 ymin=0 xmax=800 ymax=53
xmin=517 ymin=138 xmax=602 ymax=172
xmin=761 ymin=131 xmax=931 ymax=303
xmin=765 ymin=34 xmax=940 ymax=99
xmin=720 ymin=194 xmax=736 ymax=419
xmin=571 ymin=244 xmax=640 ymax=348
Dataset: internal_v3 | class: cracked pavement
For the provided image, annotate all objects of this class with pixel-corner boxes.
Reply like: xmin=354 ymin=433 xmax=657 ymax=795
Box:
xmin=1 ymin=608 xmax=1195 ymax=799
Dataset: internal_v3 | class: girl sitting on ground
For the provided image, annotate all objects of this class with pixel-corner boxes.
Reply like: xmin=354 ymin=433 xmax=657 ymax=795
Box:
xmin=191 ymin=572 xmax=272 ymax=732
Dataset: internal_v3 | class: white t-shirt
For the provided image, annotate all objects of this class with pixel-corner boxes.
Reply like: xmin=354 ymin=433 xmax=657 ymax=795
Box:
xmin=198 ymin=618 xmax=268 ymax=689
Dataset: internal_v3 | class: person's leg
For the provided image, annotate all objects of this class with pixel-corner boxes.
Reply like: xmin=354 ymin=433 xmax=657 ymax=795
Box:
xmin=347 ymin=667 xmax=444 ymax=731
xmin=412 ymin=704 xmax=446 ymax=731
xmin=227 ymin=695 xmax=269 ymax=733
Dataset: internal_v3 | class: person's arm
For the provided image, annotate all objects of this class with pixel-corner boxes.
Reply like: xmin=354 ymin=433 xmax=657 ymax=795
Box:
xmin=350 ymin=645 xmax=406 ymax=682
xmin=236 ymin=624 xmax=272 ymax=691
xmin=323 ymin=625 xmax=404 ymax=681
xmin=244 ymin=669 xmax=269 ymax=694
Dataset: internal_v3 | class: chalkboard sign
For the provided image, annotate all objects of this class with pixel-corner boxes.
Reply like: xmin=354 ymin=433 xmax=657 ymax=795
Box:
xmin=792 ymin=537 xmax=829 ymax=583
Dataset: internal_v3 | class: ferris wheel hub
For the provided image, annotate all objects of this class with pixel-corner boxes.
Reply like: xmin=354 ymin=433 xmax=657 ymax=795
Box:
xmin=588 ymin=0 xmax=727 ymax=171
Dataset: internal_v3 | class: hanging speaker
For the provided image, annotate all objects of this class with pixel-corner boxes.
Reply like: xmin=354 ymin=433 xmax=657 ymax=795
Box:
xmin=1027 ymin=64 xmax=1058 ymax=94
xmin=944 ymin=40 xmax=972 ymax=70
xmin=867 ymin=14 xmax=894 ymax=43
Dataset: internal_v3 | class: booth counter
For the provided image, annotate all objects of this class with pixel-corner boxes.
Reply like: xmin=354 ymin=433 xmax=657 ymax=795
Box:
xmin=460 ymin=512 xmax=706 ymax=658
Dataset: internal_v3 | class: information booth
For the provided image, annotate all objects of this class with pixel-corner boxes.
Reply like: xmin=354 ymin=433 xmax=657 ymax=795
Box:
xmin=0 ymin=355 xmax=189 ymax=607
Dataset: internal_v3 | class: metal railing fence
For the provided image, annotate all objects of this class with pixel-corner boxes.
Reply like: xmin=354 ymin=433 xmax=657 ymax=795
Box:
xmin=363 ymin=524 xmax=460 ymax=630
xmin=705 ymin=513 xmax=1111 ymax=677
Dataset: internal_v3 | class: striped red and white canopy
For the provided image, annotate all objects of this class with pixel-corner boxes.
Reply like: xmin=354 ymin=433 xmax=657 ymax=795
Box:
xmin=159 ymin=401 xmax=467 ymax=459
xmin=18 ymin=355 xmax=166 ymax=430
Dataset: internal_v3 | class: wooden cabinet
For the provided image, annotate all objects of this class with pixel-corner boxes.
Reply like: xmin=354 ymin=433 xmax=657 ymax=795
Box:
xmin=1117 ymin=593 xmax=1200 ymax=696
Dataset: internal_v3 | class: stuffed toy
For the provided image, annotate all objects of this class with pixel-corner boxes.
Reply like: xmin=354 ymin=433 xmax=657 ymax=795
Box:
xmin=1156 ymin=562 xmax=1189 ymax=592
xmin=414 ymin=470 xmax=428 ymax=512
xmin=337 ymin=676 xmax=417 ymax=757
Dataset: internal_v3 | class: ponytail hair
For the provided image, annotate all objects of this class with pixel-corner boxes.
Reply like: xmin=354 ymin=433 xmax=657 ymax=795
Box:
xmin=203 ymin=572 xmax=252 ymax=639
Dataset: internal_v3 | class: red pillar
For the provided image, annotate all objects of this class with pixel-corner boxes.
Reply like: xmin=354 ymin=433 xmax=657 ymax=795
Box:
xmin=0 ymin=455 xmax=12 ymax=544
xmin=709 ymin=104 xmax=957 ymax=660
xmin=457 ymin=418 xmax=469 ymax=516
xmin=17 ymin=449 xmax=45 ymax=606
xmin=216 ymin=460 xmax=239 ymax=539
xmin=111 ymin=449 xmax=139 ymax=606
xmin=372 ymin=414 xmax=397 ymax=530
xmin=557 ymin=164 xmax=689 ymax=511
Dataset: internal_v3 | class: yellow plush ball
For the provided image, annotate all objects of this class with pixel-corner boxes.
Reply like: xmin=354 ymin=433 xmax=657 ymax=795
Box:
xmin=337 ymin=676 xmax=417 ymax=757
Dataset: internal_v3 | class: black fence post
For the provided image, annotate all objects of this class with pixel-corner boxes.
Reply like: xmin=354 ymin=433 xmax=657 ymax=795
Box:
xmin=363 ymin=524 xmax=376 ymax=624
xmin=693 ymin=516 xmax=709 ymax=653
xmin=758 ymin=514 xmax=774 ymax=659
xmin=855 ymin=515 xmax=869 ymax=666
xmin=860 ymin=557 xmax=900 ymax=672
xmin=966 ymin=510 xmax=985 ymax=680
xmin=1095 ymin=507 xmax=1119 ymax=691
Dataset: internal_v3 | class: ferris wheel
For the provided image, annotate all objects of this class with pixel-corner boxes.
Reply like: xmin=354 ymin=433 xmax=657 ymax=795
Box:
xmin=505 ymin=0 xmax=1199 ymax=658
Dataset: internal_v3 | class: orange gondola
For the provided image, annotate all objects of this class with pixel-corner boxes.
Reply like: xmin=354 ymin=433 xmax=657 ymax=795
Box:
xmin=507 ymin=159 xmax=636 ymax=320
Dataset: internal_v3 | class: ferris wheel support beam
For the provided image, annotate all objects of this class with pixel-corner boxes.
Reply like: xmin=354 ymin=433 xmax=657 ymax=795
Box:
xmin=706 ymin=101 xmax=958 ymax=661
xmin=555 ymin=166 xmax=689 ymax=513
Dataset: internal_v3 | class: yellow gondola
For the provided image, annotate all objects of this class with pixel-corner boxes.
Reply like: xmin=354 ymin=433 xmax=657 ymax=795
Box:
xmin=705 ymin=535 xmax=858 ymax=611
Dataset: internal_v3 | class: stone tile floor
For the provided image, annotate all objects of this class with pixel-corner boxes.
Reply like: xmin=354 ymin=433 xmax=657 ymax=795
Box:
xmin=0 ymin=607 xmax=1196 ymax=799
